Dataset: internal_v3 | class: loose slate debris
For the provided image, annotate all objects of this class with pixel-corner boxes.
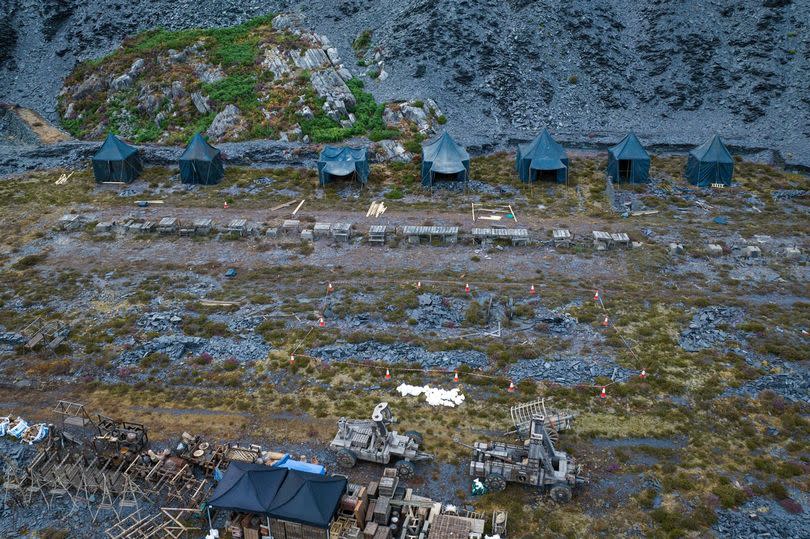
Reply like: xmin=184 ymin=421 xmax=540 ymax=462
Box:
xmin=714 ymin=492 xmax=810 ymax=538
xmin=407 ymin=293 xmax=466 ymax=329
xmin=310 ymin=340 xmax=488 ymax=370
xmin=117 ymin=335 xmax=270 ymax=364
xmin=678 ymin=306 xmax=744 ymax=352
xmin=507 ymin=356 xmax=635 ymax=385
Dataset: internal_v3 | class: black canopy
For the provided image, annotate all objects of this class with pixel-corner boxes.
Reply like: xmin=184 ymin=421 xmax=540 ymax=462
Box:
xmin=92 ymin=133 xmax=142 ymax=183
xmin=267 ymin=470 xmax=347 ymax=529
xmin=179 ymin=133 xmax=224 ymax=185
xmin=207 ymin=462 xmax=287 ymax=514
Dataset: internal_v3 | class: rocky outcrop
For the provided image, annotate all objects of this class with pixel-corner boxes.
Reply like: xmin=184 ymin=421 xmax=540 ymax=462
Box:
xmin=206 ymin=104 xmax=242 ymax=140
xmin=311 ymin=69 xmax=356 ymax=120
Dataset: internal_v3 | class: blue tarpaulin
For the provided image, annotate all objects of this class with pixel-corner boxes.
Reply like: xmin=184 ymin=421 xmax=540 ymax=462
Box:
xmin=685 ymin=135 xmax=734 ymax=187
xmin=92 ymin=134 xmax=142 ymax=183
xmin=271 ymin=454 xmax=325 ymax=475
xmin=607 ymin=132 xmax=650 ymax=184
xmin=515 ymin=129 xmax=568 ymax=183
xmin=420 ymin=132 xmax=470 ymax=186
xmin=317 ymin=146 xmax=369 ymax=186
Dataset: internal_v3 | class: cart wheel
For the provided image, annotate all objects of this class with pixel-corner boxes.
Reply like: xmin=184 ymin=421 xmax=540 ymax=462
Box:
xmin=404 ymin=430 xmax=424 ymax=446
xmin=395 ymin=460 xmax=416 ymax=480
xmin=335 ymin=448 xmax=357 ymax=469
xmin=484 ymin=473 xmax=507 ymax=492
xmin=546 ymin=425 xmax=559 ymax=446
xmin=550 ymin=484 xmax=572 ymax=503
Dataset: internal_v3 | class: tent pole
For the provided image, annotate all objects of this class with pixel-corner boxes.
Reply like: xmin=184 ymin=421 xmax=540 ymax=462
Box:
xmin=207 ymin=507 xmax=213 ymax=532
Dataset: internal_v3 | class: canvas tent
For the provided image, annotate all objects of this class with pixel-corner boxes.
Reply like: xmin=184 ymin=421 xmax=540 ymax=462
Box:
xmin=92 ymin=133 xmax=142 ymax=183
xmin=685 ymin=134 xmax=734 ymax=187
xmin=179 ymin=133 xmax=224 ymax=185
xmin=515 ymin=129 xmax=569 ymax=183
xmin=317 ymin=146 xmax=369 ymax=186
xmin=267 ymin=471 xmax=347 ymax=529
xmin=207 ymin=462 xmax=287 ymax=514
xmin=420 ymin=132 xmax=470 ymax=187
xmin=607 ymin=132 xmax=650 ymax=183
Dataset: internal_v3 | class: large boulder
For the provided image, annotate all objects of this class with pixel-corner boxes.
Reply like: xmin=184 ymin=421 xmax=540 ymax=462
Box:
xmin=191 ymin=92 xmax=211 ymax=114
xmin=310 ymin=69 xmax=356 ymax=117
xmin=290 ymin=48 xmax=329 ymax=70
xmin=194 ymin=63 xmax=225 ymax=84
xmin=261 ymin=46 xmax=290 ymax=80
xmin=110 ymin=73 xmax=133 ymax=92
xmin=206 ymin=104 xmax=242 ymax=139
xmin=376 ymin=140 xmax=411 ymax=163
xmin=72 ymin=74 xmax=107 ymax=99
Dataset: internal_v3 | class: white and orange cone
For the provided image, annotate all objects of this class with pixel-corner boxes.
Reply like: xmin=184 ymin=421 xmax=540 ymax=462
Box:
xmin=223 ymin=201 xmax=229 ymax=209
xmin=507 ymin=380 xmax=516 ymax=392
xmin=593 ymin=290 xmax=599 ymax=301
xmin=385 ymin=368 xmax=391 ymax=380
xmin=529 ymin=284 xmax=536 ymax=295
xmin=318 ymin=317 xmax=325 ymax=328
xmin=453 ymin=371 xmax=459 ymax=383
xmin=640 ymin=369 xmax=647 ymax=379
xmin=289 ymin=354 xmax=295 ymax=364
xmin=600 ymin=386 xmax=607 ymax=399
xmin=327 ymin=282 xmax=334 ymax=294
xmin=601 ymin=315 xmax=609 ymax=327
xmin=465 ymin=283 xmax=470 ymax=294
xmin=416 ymin=281 xmax=421 ymax=289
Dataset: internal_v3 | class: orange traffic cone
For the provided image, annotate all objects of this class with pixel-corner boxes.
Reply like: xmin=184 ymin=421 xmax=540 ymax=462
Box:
xmin=327 ymin=282 xmax=334 ymax=293
xmin=507 ymin=380 xmax=516 ymax=392
xmin=385 ymin=368 xmax=391 ymax=380
xmin=223 ymin=201 xmax=229 ymax=209
xmin=416 ymin=281 xmax=421 ymax=289
xmin=453 ymin=371 xmax=459 ymax=383
xmin=640 ymin=369 xmax=647 ymax=379
xmin=593 ymin=290 xmax=599 ymax=301
xmin=289 ymin=354 xmax=295 ymax=364
xmin=601 ymin=315 xmax=609 ymax=327
xmin=465 ymin=283 xmax=470 ymax=294
xmin=529 ymin=284 xmax=536 ymax=295
xmin=600 ymin=386 xmax=607 ymax=399
xmin=318 ymin=317 xmax=325 ymax=328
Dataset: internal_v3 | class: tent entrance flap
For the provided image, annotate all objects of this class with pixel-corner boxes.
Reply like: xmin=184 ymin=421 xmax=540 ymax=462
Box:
xmin=618 ymin=160 xmax=632 ymax=181
xmin=535 ymin=170 xmax=558 ymax=183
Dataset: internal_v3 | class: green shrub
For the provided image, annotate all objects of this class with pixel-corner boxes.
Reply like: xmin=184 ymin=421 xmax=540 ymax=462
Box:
xmin=204 ymin=74 xmax=257 ymax=108
xmin=384 ymin=188 xmax=403 ymax=200
xmin=352 ymin=30 xmax=373 ymax=56
xmin=436 ymin=114 xmax=447 ymax=125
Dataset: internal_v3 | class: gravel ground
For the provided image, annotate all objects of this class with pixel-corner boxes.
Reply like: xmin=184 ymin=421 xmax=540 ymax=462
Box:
xmin=714 ymin=489 xmax=809 ymax=539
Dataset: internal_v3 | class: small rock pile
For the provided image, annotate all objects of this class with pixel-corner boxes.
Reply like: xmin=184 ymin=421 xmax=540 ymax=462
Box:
xmin=310 ymin=340 xmax=488 ymax=370
xmin=0 ymin=331 xmax=25 ymax=353
xmin=508 ymin=356 xmax=635 ymax=386
xmin=714 ymin=492 xmax=809 ymax=538
xmin=678 ymin=307 xmax=744 ymax=352
xmin=137 ymin=311 xmax=183 ymax=333
xmin=407 ymin=293 xmax=466 ymax=330
xmin=118 ymin=335 xmax=269 ymax=364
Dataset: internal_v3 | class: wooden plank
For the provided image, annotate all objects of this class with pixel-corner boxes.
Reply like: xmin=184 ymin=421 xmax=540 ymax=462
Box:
xmin=270 ymin=200 xmax=297 ymax=212
xmin=292 ymin=199 xmax=306 ymax=216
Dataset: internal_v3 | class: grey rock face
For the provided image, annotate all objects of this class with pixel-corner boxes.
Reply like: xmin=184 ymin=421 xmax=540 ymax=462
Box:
xmin=310 ymin=69 xmax=356 ymax=117
xmin=194 ymin=63 xmax=225 ymax=84
xmin=375 ymin=139 xmax=411 ymax=163
xmin=261 ymin=46 xmax=290 ymax=80
xmin=170 ymin=80 xmax=185 ymax=100
xmin=206 ymin=104 xmax=241 ymax=139
xmin=110 ymin=73 xmax=133 ymax=91
xmin=290 ymin=48 xmax=329 ymax=70
xmin=191 ymin=92 xmax=211 ymax=114
xmin=72 ymin=74 xmax=106 ymax=99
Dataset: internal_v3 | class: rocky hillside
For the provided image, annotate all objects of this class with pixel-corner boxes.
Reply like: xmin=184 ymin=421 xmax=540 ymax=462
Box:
xmin=0 ymin=0 xmax=808 ymax=165
xmin=57 ymin=14 xmax=439 ymax=147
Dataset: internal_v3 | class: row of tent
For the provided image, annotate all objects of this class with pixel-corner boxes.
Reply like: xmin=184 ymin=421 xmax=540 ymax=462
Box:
xmin=92 ymin=131 xmax=736 ymax=188
xmin=206 ymin=462 xmax=346 ymax=529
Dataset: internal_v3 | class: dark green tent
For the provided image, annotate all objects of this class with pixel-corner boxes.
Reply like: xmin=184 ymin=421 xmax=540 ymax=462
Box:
xmin=607 ymin=132 xmax=650 ymax=184
xmin=420 ymin=132 xmax=470 ymax=187
xmin=267 ymin=471 xmax=347 ymax=529
xmin=515 ymin=129 xmax=569 ymax=183
xmin=317 ymin=146 xmax=369 ymax=186
xmin=92 ymin=133 xmax=142 ymax=183
xmin=179 ymin=133 xmax=224 ymax=185
xmin=685 ymin=135 xmax=734 ymax=187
